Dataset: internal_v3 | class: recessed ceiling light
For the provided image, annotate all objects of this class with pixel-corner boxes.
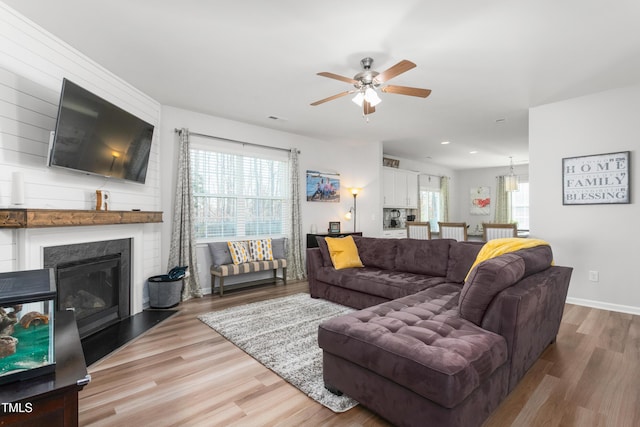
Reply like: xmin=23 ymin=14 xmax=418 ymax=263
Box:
xmin=469 ymin=150 xmax=478 ymax=154
xmin=441 ymin=141 xmax=450 ymax=145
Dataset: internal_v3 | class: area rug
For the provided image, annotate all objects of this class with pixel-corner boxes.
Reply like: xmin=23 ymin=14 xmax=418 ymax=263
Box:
xmin=197 ymin=293 xmax=358 ymax=412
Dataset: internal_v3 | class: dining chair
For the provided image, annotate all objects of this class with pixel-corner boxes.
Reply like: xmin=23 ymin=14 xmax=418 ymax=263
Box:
xmin=438 ymin=222 xmax=468 ymax=241
xmin=406 ymin=221 xmax=431 ymax=240
xmin=482 ymin=223 xmax=518 ymax=241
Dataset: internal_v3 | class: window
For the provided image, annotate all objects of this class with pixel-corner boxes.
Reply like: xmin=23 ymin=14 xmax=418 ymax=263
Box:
xmin=511 ymin=182 xmax=529 ymax=230
xmin=418 ymin=175 xmax=442 ymax=231
xmin=419 ymin=190 xmax=441 ymax=229
xmin=190 ymin=144 xmax=289 ymax=240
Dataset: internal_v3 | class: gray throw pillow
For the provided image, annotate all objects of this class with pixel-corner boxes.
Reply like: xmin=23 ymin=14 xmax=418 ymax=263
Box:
xmin=272 ymin=237 xmax=287 ymax=259
xmin=208 ymin=242 xmax=233 ymax=267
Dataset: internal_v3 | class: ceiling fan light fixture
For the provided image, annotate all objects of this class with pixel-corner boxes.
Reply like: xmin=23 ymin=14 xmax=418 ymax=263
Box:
xmin=312 ymin=57 xmax=429 ymax=116
xmin=364 ymin=86 xmax=381 ymax=106
xmin=352 ymin=91 xmax=364 ymax=106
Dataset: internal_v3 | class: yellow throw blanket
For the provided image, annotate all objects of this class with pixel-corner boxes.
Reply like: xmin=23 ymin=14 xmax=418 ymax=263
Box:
xmin=465 ymin=238 xmax=551 ymax=281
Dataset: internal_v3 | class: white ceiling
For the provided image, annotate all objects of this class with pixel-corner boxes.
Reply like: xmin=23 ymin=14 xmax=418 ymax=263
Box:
xmin=5 ymin=0 xmax=640 ymax=169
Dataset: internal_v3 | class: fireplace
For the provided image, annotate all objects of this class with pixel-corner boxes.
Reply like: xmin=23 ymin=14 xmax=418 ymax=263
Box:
xmin=43 ymin=239 xmax=131 ymax=339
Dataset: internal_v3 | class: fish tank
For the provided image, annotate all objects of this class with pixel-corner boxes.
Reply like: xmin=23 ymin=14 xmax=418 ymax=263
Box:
xmin=0 ymin=268 xmax=56 ymax=384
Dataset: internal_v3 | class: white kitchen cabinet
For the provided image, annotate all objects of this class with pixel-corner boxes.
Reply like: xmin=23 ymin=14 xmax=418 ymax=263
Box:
xmin=382 ymin=167 xmax=418 ymax=208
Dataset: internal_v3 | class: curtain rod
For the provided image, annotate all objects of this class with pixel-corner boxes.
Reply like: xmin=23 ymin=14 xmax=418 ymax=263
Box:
xmin=419 ymin=173 xmax=450 ymax=179
xmin=174 ymin=128 xmax=299 ymax=154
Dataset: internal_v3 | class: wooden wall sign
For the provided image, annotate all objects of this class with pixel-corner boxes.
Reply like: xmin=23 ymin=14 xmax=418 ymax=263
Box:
xmin=562 ymin=151 xmax=630 ymax=205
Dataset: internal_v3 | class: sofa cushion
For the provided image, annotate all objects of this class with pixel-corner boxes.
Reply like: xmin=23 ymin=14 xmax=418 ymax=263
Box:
xmin=352 ymin=237 xmax=399 ymax=270
xmin=325 ymin=236 xmax=364 ymax=270
xmin=316 ymin=237 xmax=334 ymax=267
xmin=514 ymin=245 xmax=553 ymax=278
xmin=459 ymin=253 xmax=525 ymax=325
xmin=394 ymin=238 xmax=452 ymax=277
xmin=318 ymin=285 xmax=508 ymax=408
xmin=316 ymin=266 xmax=450 ymax=301
xmin=465 ymin=238 xmax=550 ymax=281
xmin=446 ymin=241 xmax=484 ymax=283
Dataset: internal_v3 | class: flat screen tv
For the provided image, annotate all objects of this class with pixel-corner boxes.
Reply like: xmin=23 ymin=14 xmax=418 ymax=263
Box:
xmin=48 ymin=78 xmax=154 ymax=184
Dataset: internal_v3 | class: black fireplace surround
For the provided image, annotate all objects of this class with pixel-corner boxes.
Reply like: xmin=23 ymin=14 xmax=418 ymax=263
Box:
xmin=43 ymin=238 xmax=131 ymax=339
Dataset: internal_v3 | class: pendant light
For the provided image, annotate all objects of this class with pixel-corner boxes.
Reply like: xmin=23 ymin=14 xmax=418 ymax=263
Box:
xmin=504 ymin=157 xmax=519 ymax=192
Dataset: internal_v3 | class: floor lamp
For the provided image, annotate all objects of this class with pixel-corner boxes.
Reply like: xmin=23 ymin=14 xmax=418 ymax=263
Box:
xmin=349 ymin=188 xmax=359 ymax=232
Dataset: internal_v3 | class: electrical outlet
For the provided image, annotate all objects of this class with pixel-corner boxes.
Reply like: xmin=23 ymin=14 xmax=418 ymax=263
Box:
xmin=589 ymin=271 xmax=599 ymax=282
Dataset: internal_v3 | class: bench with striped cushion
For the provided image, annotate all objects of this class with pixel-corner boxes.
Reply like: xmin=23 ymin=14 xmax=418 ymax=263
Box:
xmin=211 ymin=259 xmax=287 ymax=296
xmin=208 ymin=238 xmax=288 ymax=296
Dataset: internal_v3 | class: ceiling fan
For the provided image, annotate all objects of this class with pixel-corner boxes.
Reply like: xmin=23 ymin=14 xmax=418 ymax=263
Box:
xmin=310 ymin=57 xmax=431 ymax=115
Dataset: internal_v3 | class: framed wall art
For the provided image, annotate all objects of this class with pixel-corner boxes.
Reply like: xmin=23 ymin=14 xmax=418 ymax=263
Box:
xmin=470 ymin=186 xmax=491 ymax=215
xmin=383 ymin=157 xmax=400 ymax=168
xmin=562 ymin=151 xmax=630 ymax=205
xmin=306 ymin=170 xmax=340 ymax=202
xmin=328 ymin=221 xmax=341 ymax=233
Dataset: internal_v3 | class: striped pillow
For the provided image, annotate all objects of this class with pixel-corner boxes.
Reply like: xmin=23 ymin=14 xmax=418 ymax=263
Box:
xmin=248 ymin=238 xmax=273 ymax=261
xmin=227 ymin=241 xmax=249 ymax=264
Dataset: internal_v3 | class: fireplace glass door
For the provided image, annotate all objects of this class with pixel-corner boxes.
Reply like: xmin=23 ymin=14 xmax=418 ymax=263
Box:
xmin=56 ymin=254 xmax=121 ymax=338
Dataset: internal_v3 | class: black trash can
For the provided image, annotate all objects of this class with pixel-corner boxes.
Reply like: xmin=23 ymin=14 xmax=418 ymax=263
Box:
xmin=148 ymin=275 xmax=184 ymax=309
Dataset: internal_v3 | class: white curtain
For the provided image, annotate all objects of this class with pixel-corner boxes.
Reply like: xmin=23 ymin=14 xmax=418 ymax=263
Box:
xmin=494 ymin=176 xmax=512 ymax=223
xmin=287 ymin=149 xmax=306 ymax=280
xmin=168 ymin=128 xmax=203 ymax=301
xmin=440 ymin=176 xmax=450 ymax=221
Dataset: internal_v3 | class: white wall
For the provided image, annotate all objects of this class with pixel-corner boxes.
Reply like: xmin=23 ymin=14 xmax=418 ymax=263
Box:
xmin=456 ymin=164 xmax=529 ymax=232
xmin=160 ymin=106 xmax=382 ymax=293
xmin=530 ymin=84 xmax=640 ymax=314
xmin=0 ymin=4 xmax=162 ymax=309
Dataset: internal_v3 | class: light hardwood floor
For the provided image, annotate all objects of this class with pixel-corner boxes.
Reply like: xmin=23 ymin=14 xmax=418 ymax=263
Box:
xmin=79 ymin=281 xmax=640 ymax=426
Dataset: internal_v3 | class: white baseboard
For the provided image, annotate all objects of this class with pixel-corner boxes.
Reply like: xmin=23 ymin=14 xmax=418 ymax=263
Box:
xmin=566 ymin=297 xmax=640 ymax=316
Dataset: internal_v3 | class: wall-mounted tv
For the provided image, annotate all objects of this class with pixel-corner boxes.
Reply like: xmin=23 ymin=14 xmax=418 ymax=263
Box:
xmin=48 ymin=78 xmax=154 ymax=184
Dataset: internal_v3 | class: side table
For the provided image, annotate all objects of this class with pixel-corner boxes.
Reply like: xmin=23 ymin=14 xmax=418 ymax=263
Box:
xmin=306 ymin=232 xmax=363 ymax=248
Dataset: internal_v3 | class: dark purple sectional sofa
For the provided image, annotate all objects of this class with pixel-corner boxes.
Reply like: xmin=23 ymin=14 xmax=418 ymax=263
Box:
xmin=307 ymin=236 xmax=572 ymax=427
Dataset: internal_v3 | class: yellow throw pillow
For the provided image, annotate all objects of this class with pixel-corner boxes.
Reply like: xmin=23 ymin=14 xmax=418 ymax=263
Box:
xmin=227 ymin=241 xmax=249 ymax=264
xmin=248 ymin=238 xmax=273 ymax=261
xmin=325 ymin=236 xmax=364 ymax=270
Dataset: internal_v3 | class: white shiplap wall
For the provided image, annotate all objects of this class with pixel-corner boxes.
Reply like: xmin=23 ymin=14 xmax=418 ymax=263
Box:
xmin=0 ymin=4 xmax=162 ymax=309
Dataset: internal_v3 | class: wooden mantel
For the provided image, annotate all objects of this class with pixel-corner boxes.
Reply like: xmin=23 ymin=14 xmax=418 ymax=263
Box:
xmin=0 ymin=208 xmax=163 ymax=228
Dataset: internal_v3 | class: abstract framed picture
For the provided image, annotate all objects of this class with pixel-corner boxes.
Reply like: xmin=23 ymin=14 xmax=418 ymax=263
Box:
xmin=306 ymin=170 xmax=340 ymax=202
xmin=470 ymin=186 xmax=491 ymax=215
xmin=562 ymin=151 xmax=630 ymax=205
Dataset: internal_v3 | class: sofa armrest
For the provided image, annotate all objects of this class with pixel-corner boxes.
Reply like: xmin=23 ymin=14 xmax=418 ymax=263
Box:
xmin=480 ymin=265 xmax=572 ymax=391
xmin=306 ymin=248 xmax=324 ymax=298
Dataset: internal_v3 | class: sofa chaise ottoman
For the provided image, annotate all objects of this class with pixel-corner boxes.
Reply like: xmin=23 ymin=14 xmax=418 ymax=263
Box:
xmin=308 ymin=236 xmax=572 ymax=427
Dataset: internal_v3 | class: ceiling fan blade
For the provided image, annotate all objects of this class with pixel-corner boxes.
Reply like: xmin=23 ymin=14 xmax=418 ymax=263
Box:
xmin=310 ymin=91 xmax=352 ymax=106
xmin=317 ymin=72 xmax=358 ymax=85
xmin=373 ymin=60 xmax=416 ymax=84
xmin=381 ymin=85 xmax=432 ymax=98
xmin=363 ymin=100 xmax=376 ymax=115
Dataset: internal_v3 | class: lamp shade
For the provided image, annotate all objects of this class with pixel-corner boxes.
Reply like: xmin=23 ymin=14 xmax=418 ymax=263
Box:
xmin=364 ymin=87 xmax=381 ymax=106
xmin=504 ymin=174 xmax=519 ymax=192
xmin=352 ymin=92 xmax=364 ymax=107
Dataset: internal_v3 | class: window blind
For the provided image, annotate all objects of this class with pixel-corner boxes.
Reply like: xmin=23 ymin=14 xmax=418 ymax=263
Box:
xmin=189 ymin=143 xmax=289 ymax=240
